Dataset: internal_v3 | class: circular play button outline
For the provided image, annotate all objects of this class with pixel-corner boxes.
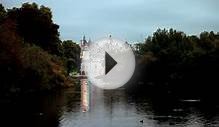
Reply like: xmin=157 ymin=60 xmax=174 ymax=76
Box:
xmin=82 ymin=37 xmax=135 ymax=89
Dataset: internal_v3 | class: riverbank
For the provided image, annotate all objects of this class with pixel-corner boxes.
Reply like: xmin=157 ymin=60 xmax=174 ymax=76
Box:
xmin=0 ymin=78 xmax=80 ymax=105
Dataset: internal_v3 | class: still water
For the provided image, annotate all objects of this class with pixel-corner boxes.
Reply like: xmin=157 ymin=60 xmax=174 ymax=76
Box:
xmin=1 ymin=81 xmax=219 ymax=127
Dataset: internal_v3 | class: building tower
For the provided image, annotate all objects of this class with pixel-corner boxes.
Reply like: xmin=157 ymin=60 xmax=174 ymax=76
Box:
xmin=80 ymin=36 xmax=90 ymax=75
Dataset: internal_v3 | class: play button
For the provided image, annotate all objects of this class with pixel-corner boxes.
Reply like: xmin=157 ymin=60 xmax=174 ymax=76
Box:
xmin=105 ymin=52 xmax=117 ymax=75
xmin=82 ymin=36 xmax=135 ymax=89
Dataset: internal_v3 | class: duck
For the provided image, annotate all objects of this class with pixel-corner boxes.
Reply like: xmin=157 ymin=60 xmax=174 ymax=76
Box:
xmin=140 ymin=120 xmax=143 ymax=123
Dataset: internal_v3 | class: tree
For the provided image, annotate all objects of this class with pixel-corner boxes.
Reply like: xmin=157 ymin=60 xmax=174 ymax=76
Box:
xmin=62 ymin=40 xmax=81 ymax=73
xmin=0 ymin=4 xmax=6 ymax=23
xmin=7 ymin=3 xmax=61 ymax=55
xmin=0 ymin=3 xmax=75 ymax=96
xmin=0 ymin=17 xmax=23 ymax=94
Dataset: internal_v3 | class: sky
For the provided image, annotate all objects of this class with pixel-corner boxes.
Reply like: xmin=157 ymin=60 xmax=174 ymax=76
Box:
xmin=2 ymin=0 xmax=219 ymax=42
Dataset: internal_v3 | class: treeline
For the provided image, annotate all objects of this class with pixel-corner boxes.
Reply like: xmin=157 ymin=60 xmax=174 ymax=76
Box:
xmin=0 ymin=3 xmax=80 ymax=97
xmin=129 ymin=29 xmax=219 ymax=99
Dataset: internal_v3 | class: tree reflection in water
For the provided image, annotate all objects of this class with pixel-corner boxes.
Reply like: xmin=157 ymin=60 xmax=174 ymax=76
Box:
xmin=0 ymin=85 xmax=219 ymax=127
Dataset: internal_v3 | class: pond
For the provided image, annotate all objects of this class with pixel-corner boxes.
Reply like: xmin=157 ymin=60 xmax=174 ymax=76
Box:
xmin=1 ymin=80 xmax=219 ymax=127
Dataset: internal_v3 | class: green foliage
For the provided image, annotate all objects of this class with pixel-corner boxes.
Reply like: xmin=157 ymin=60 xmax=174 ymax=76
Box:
xmin=62 ymin=40 xmax=81 ymax=73
xmin=136 ymin=28 xmax=219 ymax=64
xmin=6 ymin=2 xmax=61 ymax=55
xmin=20 ymin=45 xmax=52 ymax=90
xmin=20 ymin=45 xmax=68 ymax=91
xmin=0 ymin=3 xmax=78 ymax=97
xmin=133 ymin=28 xmax=219 ymax=97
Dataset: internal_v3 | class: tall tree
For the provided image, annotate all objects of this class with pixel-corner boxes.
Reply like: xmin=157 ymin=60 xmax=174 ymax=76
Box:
xmin=7 ymin=3 xmax=61 ymax=55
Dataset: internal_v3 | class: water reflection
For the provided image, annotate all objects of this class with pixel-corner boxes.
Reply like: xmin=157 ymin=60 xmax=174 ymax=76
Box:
xmin=81 ymin=79 xmax=89 ymax=112
xmin=0 ymin=81 xmax=219 ymax=127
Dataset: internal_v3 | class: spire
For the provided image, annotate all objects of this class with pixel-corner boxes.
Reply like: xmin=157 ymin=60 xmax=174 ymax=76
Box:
xmin=83 ymin=35 xmax=86 ymax=41
xmin=81 ymin=35 xmax=87 ymax=45
xmin=109 ymin=35 xmax=112 ymax=44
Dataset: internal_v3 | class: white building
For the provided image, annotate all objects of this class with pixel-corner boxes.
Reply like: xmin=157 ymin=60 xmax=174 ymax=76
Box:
xmin=80 ymin=36 xmax=91 ymax=75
